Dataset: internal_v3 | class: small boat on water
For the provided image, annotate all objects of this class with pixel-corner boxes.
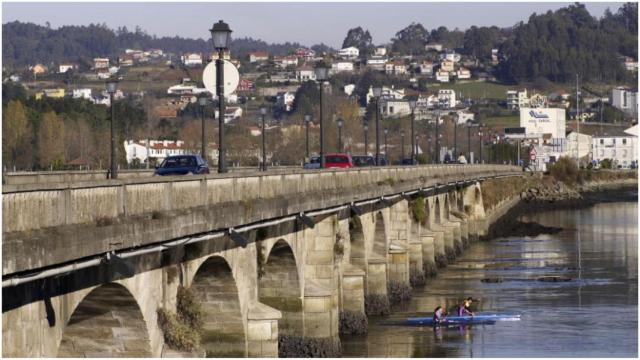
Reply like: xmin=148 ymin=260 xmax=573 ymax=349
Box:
xmin=405 ymin=313 xmax=521 ymax=326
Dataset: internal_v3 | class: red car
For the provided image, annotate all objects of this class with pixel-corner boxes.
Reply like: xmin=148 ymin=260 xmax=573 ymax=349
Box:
xmin=324 ymin=153 xmax=354 ymax=169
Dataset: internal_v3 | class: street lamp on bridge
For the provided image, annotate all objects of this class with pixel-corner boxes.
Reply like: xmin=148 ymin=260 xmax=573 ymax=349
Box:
xmin=315 ymin=65 xmax=329 ymax=168
xmin=363 ymin=123 xmax=369 ymax=155
xmin=304 ymin=114 xmax=311 ymax=159
xmin=409 ymin=99 xmax=417 ymax=164
xmin=198 ymin=94 xmax=208 ymax=160
xmin=372 ymin=87 xmax=382 ymax=165
xmin=337 ymin=118 xmax=344 ymax=152
xmin=209 ymin=20 xmax=232 ymax=173
xmin=260 ymin=106 xmax=268 ymax=171
xmin=106 ymin=79 xmax=119 ymax=179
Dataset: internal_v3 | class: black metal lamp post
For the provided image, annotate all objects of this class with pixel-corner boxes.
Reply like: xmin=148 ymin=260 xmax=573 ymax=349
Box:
xmin=478 ymin=124 xmax=484 ymax=164
xmin=210 ymin=20 xmax=232 ymax=173
xmin=315 ymin=66 xmax=329 ymax=168
xmin=198 ymin=94 xmax=208 ymax=159
xmin=453 ymin=115 xmax=458 ymax=159
xmin=383 ymin=128 xmax=388 ymax=158
xmin=106 ymin=79 xmax=119 ymax=179
xmin=427 ymin=136 xmax=432 ymax=164
xmin=304 ymin=114 xmax=311 ymax=159
xmin=363 ymin=123 xmax=369 ymax=155
xmin=372 ymin=87 xmax=382 ymax=165
xmin=337 ymin=118 xmax=344 ymax=152
xmin=400 ymin=130 xmax=405 ymax=162
xmin=435 ymin=102 xmax=440 ymax=164
xmin=260 ymin=106 xmax=267 ymax=171
xmin=409 ymin=99 xmax=417 ymax=164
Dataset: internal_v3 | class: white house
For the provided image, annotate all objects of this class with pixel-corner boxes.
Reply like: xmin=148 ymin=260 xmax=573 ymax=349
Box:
xmin=248 ymin=51 xmax=269 ymax=63
xmin=338 ymin=47 xmax=359 ymax=59
xmin=181 ymin=53 xmax=203 ymax=66
xmin=331 ymin=62 xmax=354 ymax=73
xmin=276 ymin=91 xmax=295 ymax=112
xmin=456 ymin=68 xmax=471 ymax=79
xmin=592 ymin=130 xmax=637 ymax=168
xmin=420 ymin=61 xmax=434 ymax=76
xmin=273 ymin=56 xmax=298 ymax=68
xmin=213 ymin=107 xmax=243 ymax=124
xmin=385 ymin=60 xmax=407 ymax=75
xmin=611 ymin=87 xmax=638 ymax=117
xmin=93 ymin=58 xmax=109 ymax=69
xmin=72 ymin=88 xmax=92 ymax=100
xmin=564 ymin=131 xmax=592 ymax=160
xmin=380 ymin=99 xmax=412 ymax=118
xmin=440 ymin=60 xmax=455 ymax=72
xmin=374 ymin=47 xmax=387 ymax=56
xmin=455 ymin=110 xmax=475 ymax=124
xmin=438 ymin=89 xmax=456 ymax=109
xmin=58 ymin=64 xmax=76 ymax=73
xmin=425 ymin=43 xmax=443 ymax=52
xmin=507 ymin=89 xmax=529 ymax=110
xmin=366 ymin=56 xmax=387 ymax=71
xmin=435 ymin=70 xmax=450 ymax=83
xmin=124 ymin=140 xmax=186 ymax=165
xmin=295 ymin=65 xmax=316 ymax=82
xmin=366 ymin=86 xmax=405 ymax=104
xmin=440 ymin=52 xmax=461 ymax=63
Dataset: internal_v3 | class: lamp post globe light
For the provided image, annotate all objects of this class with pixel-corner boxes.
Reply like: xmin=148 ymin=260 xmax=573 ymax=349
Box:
xmin=304 ymin=114 xmax=311 ymax=159
xmin=408 ymin=99 xmax=417 ymax=164
xmin=363 ymin=123 xmax=369 ymax=155
xmin=315 ymin=65 xmax=329 ymax=168
xmin=106 ymin=79 xmax=119 ymax=179
xmin=260 ymin=106 xmax=268 ymax=171
xmin=210 ymin=20 xmax=232 ymax=173
xmin=372 ymin=87 xmax=382 ymax=165
xmin=198 ymin=94 xmax=208 ymax=159
xmin=337 ymin=118 xmax=344 ymax=152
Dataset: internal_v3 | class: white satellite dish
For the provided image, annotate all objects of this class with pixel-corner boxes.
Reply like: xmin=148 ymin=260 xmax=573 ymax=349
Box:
xmin=202 ymin=60 xmax=239 ymax=97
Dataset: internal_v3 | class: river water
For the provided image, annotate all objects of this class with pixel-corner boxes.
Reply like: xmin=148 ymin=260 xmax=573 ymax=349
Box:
xmin=342 ymin=201 xmax=638 ymax=357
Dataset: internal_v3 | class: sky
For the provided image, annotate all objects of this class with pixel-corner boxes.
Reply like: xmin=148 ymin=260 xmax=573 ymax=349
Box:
xmin=2 ymin=2 xmax=623 ymax=48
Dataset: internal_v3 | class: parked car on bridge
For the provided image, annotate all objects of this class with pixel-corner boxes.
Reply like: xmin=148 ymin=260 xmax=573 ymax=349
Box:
xmin=154 ymin=155 xmax=210 ymax=176
xmin=352 ymin=155 xmax=375 ymax=167
xmin=303 ymin=156 xmax=321 ymax=169
xmin=325 ymin=153 xmax=354 ymax=169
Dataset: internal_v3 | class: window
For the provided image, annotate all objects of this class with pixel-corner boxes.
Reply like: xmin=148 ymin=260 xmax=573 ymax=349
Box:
xmin=389 ymin=106 xmax=394 ymax=114
xmin=600 ymin=139 xmax=604 ymax=145
xmin=623 ymin=138 xmax=627 ymax=145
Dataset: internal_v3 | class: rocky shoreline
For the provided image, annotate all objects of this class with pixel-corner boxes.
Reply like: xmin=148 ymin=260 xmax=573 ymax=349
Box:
xmin=484 ymin=178 xmax=637 ymax=240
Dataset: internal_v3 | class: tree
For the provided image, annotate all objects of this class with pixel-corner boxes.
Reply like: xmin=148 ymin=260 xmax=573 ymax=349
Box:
xmin=391 ymin=23 xmax=429 ymax=56
xmin=341 ymin=27 xmax=374 ymax=56
xmin=37 ymin=111 xmax=66 ymax=169
xmin=2 ymin=100 xmax=32 ymax=170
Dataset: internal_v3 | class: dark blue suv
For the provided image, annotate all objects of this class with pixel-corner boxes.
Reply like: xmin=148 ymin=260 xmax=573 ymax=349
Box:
xmin=154 ymin=155 xmax=210 ymax=176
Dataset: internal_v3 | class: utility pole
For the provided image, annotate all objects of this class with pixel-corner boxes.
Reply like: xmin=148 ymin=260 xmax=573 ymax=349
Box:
xmin=576 ymin=73 xmax=580 ymax=164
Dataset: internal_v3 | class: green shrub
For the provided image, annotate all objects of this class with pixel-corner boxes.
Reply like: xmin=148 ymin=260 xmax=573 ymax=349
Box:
xmin=177 ymin=286 xmax=203 ymax=331
xmin=410 ymin=196 xmax=427 ymax=224
xmin=157 ymin=308 xmax=200 ymax=351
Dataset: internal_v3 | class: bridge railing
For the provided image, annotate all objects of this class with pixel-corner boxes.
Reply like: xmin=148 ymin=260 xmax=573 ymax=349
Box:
xmin=3 ymin=164 xmax=520 ymax=234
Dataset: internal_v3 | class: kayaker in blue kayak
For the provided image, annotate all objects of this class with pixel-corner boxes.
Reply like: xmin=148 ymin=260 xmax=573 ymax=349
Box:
xmin=457 ymin=297 xmax=475 ymax=316
xmin=433 ymin=306 xmax=447 ymax=324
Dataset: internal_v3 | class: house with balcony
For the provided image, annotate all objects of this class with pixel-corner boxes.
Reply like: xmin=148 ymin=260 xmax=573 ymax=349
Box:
xmin=296 ymin=65 xmax=316 ymax=82
xmin=93 ymin=58 xmax=110 ymax=70
xmin=366 ymin=56 xmax=387 ymax=71
xmin=273 ymin=56 xmax=298 ymax=69
xmin=506 ymin=89 xmax=529 ymax=110
xmin=440 ymin=60 xmax=455 ymax=72
xmin=181 ymin=53 xmax=203 ymax=66
xmin=435 ymin=70 xmax=450 ymax=83
xmin=58 ymin=64 xmax=76 ymax=73
xmin=338 ymin=46 xmax=359 ymax=59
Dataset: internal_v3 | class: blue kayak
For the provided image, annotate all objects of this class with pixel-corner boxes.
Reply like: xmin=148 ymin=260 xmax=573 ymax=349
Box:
xmin=406 ymin=313 xmax=520 ymax=326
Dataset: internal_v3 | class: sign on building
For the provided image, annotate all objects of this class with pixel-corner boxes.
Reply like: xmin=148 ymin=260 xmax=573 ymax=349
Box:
xmin=519 ymin=107 xmax=566 ymax=139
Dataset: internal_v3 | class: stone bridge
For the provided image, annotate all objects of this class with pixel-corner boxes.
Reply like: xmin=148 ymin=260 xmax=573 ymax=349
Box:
xmin=2 ymin=164 xmax=522 ymax=357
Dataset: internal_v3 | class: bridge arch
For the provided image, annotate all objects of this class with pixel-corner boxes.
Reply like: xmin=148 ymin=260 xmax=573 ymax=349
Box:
xmin=57 ymin=283 xmax=152 ymax=357
xmin=443 ymin=195 xmax=451 ymax=220
xmin=258 ymin=239 xmax=302 ymax=335
xmin=191 ymin=255 xmax=245 ymax=357
xmin=348 ymin=216 xmax=366 ymax=269
xmin=372 ymin=211 xmax=387 ymax=258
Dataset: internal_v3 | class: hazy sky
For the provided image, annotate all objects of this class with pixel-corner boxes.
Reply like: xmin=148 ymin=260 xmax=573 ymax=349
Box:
xmin=2 ymin=2 xmax=622 ymax=47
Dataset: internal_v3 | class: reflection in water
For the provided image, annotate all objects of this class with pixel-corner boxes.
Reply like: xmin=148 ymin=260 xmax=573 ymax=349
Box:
xmin=342 ymin=202 xmax=638 ymax=357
